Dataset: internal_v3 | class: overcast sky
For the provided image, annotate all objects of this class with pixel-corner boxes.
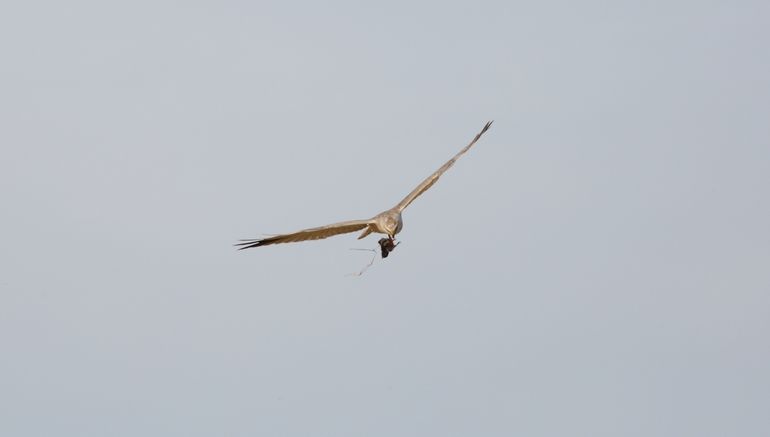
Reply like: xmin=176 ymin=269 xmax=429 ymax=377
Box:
xmin=1 ymin=1 xmax=769 ymax=436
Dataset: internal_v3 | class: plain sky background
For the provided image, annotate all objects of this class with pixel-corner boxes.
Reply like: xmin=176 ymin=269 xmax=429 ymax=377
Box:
xmin=1 ymin=1 xmax=769 ymax=436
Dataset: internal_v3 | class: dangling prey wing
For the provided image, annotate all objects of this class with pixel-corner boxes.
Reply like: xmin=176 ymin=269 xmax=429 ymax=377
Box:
xmin=394 ymin=121 xmax=493 ymax=212
xmin=235 ymin=219 xmax=371 ymax=250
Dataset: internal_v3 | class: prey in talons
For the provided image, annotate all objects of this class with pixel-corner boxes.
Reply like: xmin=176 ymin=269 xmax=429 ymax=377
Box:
xmin=378 ymin=237 xmax=400 ymax=258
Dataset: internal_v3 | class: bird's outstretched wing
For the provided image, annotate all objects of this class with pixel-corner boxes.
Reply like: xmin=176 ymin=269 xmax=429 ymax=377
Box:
xmin=235 ymin=219 xmax=371 ymax=250
xmin=393 ymin=121 xmax=493 ymax=212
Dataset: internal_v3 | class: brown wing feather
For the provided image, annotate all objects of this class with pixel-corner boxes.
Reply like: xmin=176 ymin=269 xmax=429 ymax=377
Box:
xmin=394 ymin=121 xmax=493 ymax=212
xmin=235 ymin=219 xmax=371 ymax=250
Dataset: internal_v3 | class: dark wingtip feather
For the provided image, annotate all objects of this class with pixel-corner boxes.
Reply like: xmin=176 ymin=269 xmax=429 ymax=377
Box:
xmin=469 ymin=120 xmax=494 ymax=144
xmin=234 ymin=239 xmax=265 ymax=250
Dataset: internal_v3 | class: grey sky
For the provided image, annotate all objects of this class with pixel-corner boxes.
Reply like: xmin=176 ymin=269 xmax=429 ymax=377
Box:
xmin=1 ymin=1 xmax=769 ymax=436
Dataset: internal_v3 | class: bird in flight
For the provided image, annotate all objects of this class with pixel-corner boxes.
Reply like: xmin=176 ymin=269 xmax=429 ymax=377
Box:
xmin=236 ymin=121 xmax=493 ymax=253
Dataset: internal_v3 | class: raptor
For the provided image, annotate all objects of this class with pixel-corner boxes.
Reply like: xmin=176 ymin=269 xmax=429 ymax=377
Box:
xmin=236 ymin=121 xmax=493 ymax=254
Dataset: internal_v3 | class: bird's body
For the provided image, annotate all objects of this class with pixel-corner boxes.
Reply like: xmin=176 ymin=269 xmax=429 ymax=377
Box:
xmin=357 ymin=209 xmax=403 ymax=240
xmin=236 ymin=121 xmax=492 ymax=251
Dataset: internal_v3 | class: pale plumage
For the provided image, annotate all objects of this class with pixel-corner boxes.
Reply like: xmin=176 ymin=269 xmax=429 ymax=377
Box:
xmin=236 ymin=121 xmax=493 ymax=250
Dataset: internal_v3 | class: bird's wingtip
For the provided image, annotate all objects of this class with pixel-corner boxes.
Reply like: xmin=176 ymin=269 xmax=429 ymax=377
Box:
xmin=234 ymin=239 xmax=263 ymax=250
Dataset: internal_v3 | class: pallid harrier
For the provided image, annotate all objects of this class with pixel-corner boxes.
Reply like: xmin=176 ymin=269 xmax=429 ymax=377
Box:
xmin=236 ymin=121 xmax=493 ymax=252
